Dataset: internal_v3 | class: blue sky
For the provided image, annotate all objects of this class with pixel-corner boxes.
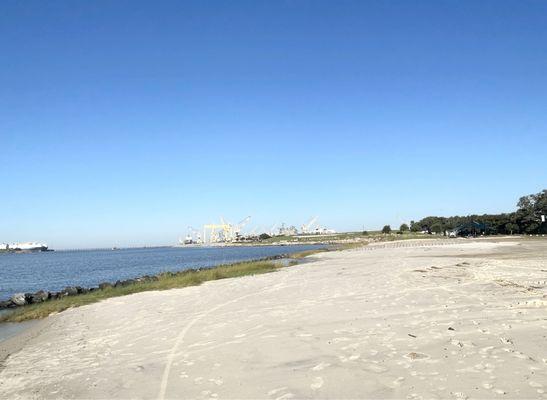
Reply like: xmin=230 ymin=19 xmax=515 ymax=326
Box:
xmin=1 ymin=1 xmax=546 ymax=248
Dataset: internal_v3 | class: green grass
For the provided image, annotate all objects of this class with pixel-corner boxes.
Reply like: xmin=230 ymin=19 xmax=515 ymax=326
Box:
xmin=289 ymin=248 xmax=329 ymax=259
xmin=0 ymin=233 xmax=446 ymax=323
xmin=0 ymin=260 xmax=282 ymax=323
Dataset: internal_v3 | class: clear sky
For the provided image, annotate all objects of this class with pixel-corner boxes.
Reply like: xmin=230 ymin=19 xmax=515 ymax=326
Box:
xmin=1 ymin=1 xmax=546 ymax=248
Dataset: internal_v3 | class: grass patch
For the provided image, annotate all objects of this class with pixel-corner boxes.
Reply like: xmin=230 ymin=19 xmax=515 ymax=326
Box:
xmin=0 ymin=260 xmax=280 ymax=323
xmin=290 ymin=248 xmax=329 ymax=259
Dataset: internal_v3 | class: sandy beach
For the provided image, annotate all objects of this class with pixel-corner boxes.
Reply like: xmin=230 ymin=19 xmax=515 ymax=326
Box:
xmin=1 ymin=238 xmax=546 ymax=399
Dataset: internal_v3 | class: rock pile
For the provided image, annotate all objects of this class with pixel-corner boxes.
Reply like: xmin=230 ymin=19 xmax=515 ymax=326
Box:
xmin=0 ymin=253 xmax=291 ymax=310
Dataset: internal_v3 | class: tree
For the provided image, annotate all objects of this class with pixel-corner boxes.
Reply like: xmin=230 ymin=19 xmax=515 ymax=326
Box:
xmin=259 ymin=233 xmax=271 ymax=240
xmin=361 ymin=231 xmax=369 ymax=236
xmin=430 ymin=223 xmax=443 ymax=234
xmin=516 ymin=189 xmax=547 ymax=234
xmin=505 ymin=223 xmax=519 ymax=235
xmin=382 ymin=225 xmax=392 ymax=234
xmin=399 ymin=223 xmax=409 ymax=233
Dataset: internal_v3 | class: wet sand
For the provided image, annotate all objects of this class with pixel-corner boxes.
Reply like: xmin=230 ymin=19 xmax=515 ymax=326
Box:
xmin=0 ymin=238 xmax=546 ymax=399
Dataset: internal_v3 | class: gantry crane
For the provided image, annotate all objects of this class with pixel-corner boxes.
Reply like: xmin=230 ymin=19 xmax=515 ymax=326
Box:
xmin=301 ymin=216 xmax=318 ymax=234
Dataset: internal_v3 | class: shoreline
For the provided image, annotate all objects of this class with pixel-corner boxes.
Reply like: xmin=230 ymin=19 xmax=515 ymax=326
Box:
xmin=0 ymin=243 xmax=326 ymax=308
xmin=2 ymin=237 xmax=545 ymax=399
xmin=0 ymin=246 xmax=329 ymax=323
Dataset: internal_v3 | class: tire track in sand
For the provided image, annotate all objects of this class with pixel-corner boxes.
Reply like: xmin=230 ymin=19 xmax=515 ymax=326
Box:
xmin=158 ymin=273 xmax=295 ymax=399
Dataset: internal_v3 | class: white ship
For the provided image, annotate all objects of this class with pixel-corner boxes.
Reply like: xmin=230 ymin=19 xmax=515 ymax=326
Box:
xmin=179 ymin=235 xmax=195 ymax=245
xmin=3 ymin=242 xmax=48 ymax=251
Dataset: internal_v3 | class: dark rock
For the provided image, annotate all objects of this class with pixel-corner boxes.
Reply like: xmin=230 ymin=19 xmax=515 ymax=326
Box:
xmin=63 ymin=286 xmax=79 ymax=296
xmin=76 ymin=286 xmax=88 ymax=294
xmin=0 ymin=300 xmax=12 ymax=309
xmin=50 ymin=291 xmax=64 ymax=299
xmin=98 ymin=282 xmax=113 ymax=290
xmin=30 ymin=290 xmax=49 ymax=303
xmin=115 ymin=279 xmax=137 ymax=287
xmin=10 ymin=293 xmax=27 ymax=306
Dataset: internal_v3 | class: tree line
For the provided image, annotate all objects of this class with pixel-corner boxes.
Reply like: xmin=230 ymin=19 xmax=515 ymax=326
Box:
xmin=408 ymin=189 xmax=546 ymax=235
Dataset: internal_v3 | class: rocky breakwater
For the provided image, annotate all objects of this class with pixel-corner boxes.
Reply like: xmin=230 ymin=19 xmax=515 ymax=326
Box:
xmin=0 ymin=275 xmax=160 ymax=310
xmin=0 ymin=253 xmax=291 ymax=311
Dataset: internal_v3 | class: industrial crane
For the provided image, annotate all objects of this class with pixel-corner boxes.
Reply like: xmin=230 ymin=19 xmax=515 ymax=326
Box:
xmin=187 ymin=226 xmax=202 ymax=243
xmin=234 ymin=216 xmax=251 ymax=239
xmin=301 ymin=216 xmax=318 ymax=234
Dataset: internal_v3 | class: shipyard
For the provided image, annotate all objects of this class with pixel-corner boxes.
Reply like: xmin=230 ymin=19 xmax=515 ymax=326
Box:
xmin=178 ymin=216 xmax=337 ymax=246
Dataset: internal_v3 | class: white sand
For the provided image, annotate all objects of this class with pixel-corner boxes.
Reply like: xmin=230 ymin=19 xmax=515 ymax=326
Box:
xmin=1 ymin=238 xmax=546 ymax=399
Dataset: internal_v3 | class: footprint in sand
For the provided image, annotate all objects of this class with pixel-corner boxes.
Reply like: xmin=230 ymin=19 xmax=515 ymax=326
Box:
xmin=209 ymin=378 xmax=223 ymax=386
xmin=311 ymin=362 xmax=331 ymax=371
xmin=268 ymin=387 xmax=295 ymax=400
xmin=311 ymin=377 xmax=324 ymax=390
xmin=362 ymin=362 xmax=388 ymax=373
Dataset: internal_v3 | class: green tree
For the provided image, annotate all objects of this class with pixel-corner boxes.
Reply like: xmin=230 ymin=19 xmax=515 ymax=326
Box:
xmin=430 ymin=223 xmax=443 ymax=234
xmin=516 ymin=189 xmax=547 ymax=234
xmin=399 ymin=223 xmax=409 ymax=232
xmin=382 ymin=225 xmax=392 ymax=234
xmin=505 ymin=223 xmax=519 ymax=235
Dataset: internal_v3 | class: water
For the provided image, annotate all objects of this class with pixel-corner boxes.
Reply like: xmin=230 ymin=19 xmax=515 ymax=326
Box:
xmin=0 ymin=245 xmax=322 ymax=301
xmin=0 ymin=319 xmax=37 ymax=343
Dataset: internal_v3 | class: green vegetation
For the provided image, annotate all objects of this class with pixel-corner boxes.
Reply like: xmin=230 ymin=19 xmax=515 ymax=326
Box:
xmin=0 ymin=260 xmax=282 ymax=323
xmin=1 ymin=246 xmax=337 ymax=323
xmin=290 ymin=248 xmax=329 ymax=259
xmin=399 ymin=223 xmax=409 ymax=233
xmin=0 ymin=228 xmax=465 ymax=323
xmin=410 ymin=189 xmax=547 ymax=235
xmin=382 ymin=225 xmax=392 ymax=234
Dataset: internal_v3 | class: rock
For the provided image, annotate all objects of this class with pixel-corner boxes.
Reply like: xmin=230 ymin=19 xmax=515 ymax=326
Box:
xmin=115 ymin=279 xmax=137 ymax=287
xmin=99 ymin=282 xmax=113 ymax=290
xmin=76 ymin=286 xmax=88 ymax=294
xmin=0 ymin=300 xmax=12 ymax=309
xmin=50 ymin=291 xmax=63 ymax=299
xmin=29 ymin=290 xmax=49 ymax=303
xmin=10 ymin=293 xmax=27 ymax=306
xmin=63 ymin=286 xmax=79 ymax=296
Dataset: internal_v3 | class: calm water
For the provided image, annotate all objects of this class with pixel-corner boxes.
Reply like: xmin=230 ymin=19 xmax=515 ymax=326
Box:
xmin=0 ymin=245 xmax=322 ymax=301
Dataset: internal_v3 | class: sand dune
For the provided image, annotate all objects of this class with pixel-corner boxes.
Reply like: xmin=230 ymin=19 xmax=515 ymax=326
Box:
xmin=1 ymin=238 xmax=546 ymax=399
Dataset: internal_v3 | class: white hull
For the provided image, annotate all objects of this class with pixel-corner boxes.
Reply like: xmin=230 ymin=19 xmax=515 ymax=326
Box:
xmin=4 ymin=242 xmax=48 ymax=251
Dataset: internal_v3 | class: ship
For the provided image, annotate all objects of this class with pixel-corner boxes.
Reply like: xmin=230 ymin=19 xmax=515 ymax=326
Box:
xmin=4 ymin=242 xmax=49 ymax=251
xmin=179 ymin=235 xmax=195 ymax=245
